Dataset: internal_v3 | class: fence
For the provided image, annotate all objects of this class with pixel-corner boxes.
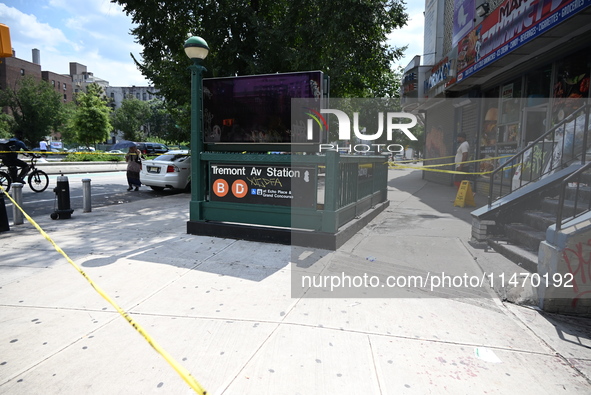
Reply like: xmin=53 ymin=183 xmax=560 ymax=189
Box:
xmin=195 ymin=150 xmax=388 ymax=234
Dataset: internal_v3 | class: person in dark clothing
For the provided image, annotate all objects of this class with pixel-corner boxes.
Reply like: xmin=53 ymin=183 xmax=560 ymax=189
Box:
xmin=0 ymin=137 xmax=30 ymax=183
xmin=125 ymin=146 xmax=142 ymax=191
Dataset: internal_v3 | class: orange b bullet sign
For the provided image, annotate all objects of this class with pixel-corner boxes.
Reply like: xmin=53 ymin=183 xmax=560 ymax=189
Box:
xmin=213 ymin=179 xmax=229 ymax=197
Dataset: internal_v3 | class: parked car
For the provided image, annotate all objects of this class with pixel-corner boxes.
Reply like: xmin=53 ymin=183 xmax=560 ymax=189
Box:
xmin=106 ymin=149 xmax=125 ymax=154
xmin=137 ymin=142 xmax=169 ymax=155
xmin=140 ymin=150 xmax=191 ymax=191
xmin=67 ymin=146 xmax=95 ymax=152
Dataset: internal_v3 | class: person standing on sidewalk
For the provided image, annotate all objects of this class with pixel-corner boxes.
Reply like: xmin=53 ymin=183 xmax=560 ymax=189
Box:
xmin=39 ymin=139 xmax=48 ymax=158
xmin=125 ymin=146 xmax=142 ymax=191
xmin=454 ymin=132 xmax=469 ymax=189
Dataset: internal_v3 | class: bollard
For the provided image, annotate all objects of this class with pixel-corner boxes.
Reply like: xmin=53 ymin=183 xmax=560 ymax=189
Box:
xmin=0 ymin=194 xmax=9 ymax=232
xmin=82 ymin=178 xmax=92 ymax=213
xmin=11 ymin=182 xmax=23 ymax=225
xmin=51 ymin=174 xmax=74 ymax=220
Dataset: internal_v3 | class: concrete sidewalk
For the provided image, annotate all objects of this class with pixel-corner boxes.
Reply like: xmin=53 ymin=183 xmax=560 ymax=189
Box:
xmin=1 ymin=168 xmax=590 ymax=394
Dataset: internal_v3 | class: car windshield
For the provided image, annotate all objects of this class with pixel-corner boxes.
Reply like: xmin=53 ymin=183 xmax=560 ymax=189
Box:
xmin=153 ymin=153 xmax=188 ymax=162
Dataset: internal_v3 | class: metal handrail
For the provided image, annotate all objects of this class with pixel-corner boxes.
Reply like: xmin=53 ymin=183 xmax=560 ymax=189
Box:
xmin=488 ymin=103 xmax=591 ymax=207
xmin=556 ymin=161 xmax=591 ymax=230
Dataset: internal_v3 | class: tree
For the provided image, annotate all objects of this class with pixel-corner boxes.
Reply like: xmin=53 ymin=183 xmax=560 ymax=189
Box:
xmin=115 ymin=0 xmax=408 ymax=106
xmin=72 ymin=83 xmax=112 ymax=147
xmin=111 ymin=95 xmax=151 ymax=141
xmin=0 ymin=76 xmax=65 ymax=145
xmin=0 ymin=113 xmax=14 ymax=139
xmin=146 ymin=99 xmax=188 ymax=144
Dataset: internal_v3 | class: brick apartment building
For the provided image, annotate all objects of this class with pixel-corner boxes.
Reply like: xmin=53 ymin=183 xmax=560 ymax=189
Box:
xmin=0 ymin=49 xmax=73 ymax=104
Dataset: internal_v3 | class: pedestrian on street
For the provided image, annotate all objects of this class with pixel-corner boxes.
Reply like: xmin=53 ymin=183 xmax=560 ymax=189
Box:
xmin=39 ymin=139 xmax=48 ymax=157
xmin=454 ymin=132 xmax=470 ymax=189
xmin=125 ymin=146 xmax=142 ymax=191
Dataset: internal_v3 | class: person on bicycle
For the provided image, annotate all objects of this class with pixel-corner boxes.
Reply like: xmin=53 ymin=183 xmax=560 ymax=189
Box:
xmin=0 ymin=136 xmax=30 ymax=183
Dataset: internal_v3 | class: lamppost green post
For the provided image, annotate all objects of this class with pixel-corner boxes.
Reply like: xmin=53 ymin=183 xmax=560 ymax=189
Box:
xmin=184 ymin=36 xmax=209 ymax=221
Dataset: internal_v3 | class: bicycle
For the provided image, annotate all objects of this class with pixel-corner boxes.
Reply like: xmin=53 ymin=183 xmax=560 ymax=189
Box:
xmin=0 ymin=154 xmax=50 ymax=193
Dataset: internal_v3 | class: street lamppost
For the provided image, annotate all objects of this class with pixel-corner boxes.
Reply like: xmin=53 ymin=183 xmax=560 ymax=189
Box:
xmin=184 ymin=36 xmax=209 ymax=221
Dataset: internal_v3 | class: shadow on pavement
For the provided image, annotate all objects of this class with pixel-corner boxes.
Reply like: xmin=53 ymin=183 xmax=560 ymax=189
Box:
xmin=388 ymin=169 xmax=489 ymax=225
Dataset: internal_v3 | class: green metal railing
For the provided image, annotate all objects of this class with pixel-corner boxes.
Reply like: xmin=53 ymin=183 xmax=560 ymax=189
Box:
xmin=488 ymin=103 xmax=591 ymax=207
xmin=197 ymin=150 xmax=388 ymax=233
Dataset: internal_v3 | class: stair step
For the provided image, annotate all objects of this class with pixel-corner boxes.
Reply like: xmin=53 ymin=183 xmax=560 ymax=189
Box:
xmin=541 ymin=197 xmax=590 ymax=217
xmin=486 ymin=239 xmax=538 ymax=273
xmin=522 ymin=210 xmax=556 ymax=232
xmin=505 ymin=223 xmax=546 ymax=251
xmin=565 ymin=185 xmax=591 ymax=203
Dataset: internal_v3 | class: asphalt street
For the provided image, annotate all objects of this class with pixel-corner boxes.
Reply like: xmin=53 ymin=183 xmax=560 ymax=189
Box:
xmin=2 ymin=171 xmax=188 ymax=220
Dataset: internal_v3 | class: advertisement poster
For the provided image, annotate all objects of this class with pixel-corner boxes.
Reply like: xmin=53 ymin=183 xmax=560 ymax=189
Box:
xmin=203 ymin=72 xmax=324 ymax=145
xmin=453 ymin=0 xmax=475 ymax=47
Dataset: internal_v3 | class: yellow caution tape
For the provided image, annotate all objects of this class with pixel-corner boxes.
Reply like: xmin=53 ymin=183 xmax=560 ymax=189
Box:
xmin=0 ymin=186 xmax=208 ymax=395
xmin=388 ymin=154 xmax=520 ymax=175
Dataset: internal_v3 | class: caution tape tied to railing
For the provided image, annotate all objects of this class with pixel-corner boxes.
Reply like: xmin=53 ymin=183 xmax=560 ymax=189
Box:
xmin=387 ymin=154 xmax=520 ymax=175
xmin=0 ymin=185 xmax=208 ymax=395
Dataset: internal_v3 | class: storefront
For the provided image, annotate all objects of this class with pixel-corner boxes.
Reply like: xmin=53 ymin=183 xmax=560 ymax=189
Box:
xmin=432 ymin=0 xmax=591 ymax=193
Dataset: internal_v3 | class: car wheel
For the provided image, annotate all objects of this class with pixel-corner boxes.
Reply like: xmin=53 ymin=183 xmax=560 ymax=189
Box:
xmin=184 ymin=182 xmax=191 ymax=193
xmin=149 ymin=186 xmax=165 ymax=191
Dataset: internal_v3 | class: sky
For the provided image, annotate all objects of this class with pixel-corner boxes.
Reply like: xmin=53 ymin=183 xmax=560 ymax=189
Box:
xmin=0 ymin=0 xmax=424 ymax=87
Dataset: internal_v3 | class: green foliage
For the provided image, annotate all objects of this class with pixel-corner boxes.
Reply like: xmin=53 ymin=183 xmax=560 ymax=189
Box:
xmin=0 ymin=113 xmax=14 ymax=139
xmin=111 ymin=95 xmax=151 ymax=141
xmin=146 ymin=99 xmax=189 ymax=144
xmin=72 ymin=83 xmax=112 ymax=147
xmin=0 ymin=76 xmax=65 ymax=145
xmin=63 ymin=152 xmax=123 ymax=162
xmin=59 ymin=102 xmax=79 ymax=146
xmin=115 ymin=0 xmax=408 ymax=107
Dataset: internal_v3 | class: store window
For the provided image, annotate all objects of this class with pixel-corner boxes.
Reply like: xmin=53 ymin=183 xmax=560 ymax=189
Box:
xmin=552 ymin=49 xmax=591 ymax=124
xmin=525 ymin=65 xmax=552 ymax=104
xmin=478 ymin=89 xmax=499 ymax=176
xmin=497 ymin=79 xmax=522 ymax=152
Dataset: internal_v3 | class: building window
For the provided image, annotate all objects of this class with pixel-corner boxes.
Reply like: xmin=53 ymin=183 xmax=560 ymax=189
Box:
xmin=143 ymin=93 xmax=147 ymax=100
xmin=64 ymin=94 xmax=67 ymax=101
xmin=52 ymin=80 xmax=55 ymax=86
xmin=136 ymin=93 xmax=140 ymax=99
xmin=20 ymin=69 xmax=25 ymax=76
xmin=63 ymin=83 xmax=67 ymax=90
xmin=57 ymin=82 xmax=60 ymax=89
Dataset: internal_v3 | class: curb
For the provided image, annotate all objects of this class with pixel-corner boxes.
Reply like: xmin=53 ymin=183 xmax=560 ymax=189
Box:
xmin=35 ymin=161 xmax=127 ymax=175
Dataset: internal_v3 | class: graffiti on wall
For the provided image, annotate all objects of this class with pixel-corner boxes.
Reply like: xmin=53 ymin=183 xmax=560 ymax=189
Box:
xmin=561 ymin=238 xmax=591 ymax=306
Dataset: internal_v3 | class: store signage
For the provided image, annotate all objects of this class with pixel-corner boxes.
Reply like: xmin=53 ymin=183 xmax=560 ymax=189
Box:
xmin=402 ymin=71 xmax=418 ymax=95
xmin=456 ymin=0 xmax=591 ymax=82
xmin=425 ymin=57 xmax=454 ymax=92
xmin=210 ymin=164 xmax=317 ymax=208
